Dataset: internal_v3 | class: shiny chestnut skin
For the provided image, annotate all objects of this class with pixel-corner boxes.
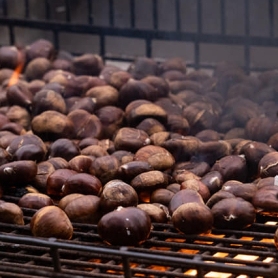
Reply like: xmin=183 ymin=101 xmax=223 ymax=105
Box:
xmin=0 ymin=201 xmax=24 ymax=225
xmin=0 ymin=160 xmax=37 ymax=186
xmin=97 ymin=206 xmax=152 ymax=246
xmin=211 ymin=197 xmax=256 ymax=229
xmin=172 ymin=203 xmax=213 ymax=235
xmin=252 ymin=185 xmax=278 ymax=214
xmin=168 ymin=188 xmax=204 ymax=215
xmin=62 ymin=173 xmax=102 ymax=196
xmin=61 ymin=194 xmax=101 ymax=224
xmin=258 ymin=152 xmax=278 ymax=178
xmin=30 ymin=206 xmax=73 ymax=239
xmin=150 ymin=188 xmax=175 ymax=206
xmin=18 ymin=192 xmax=54 ymax=209
xmin=206 ymin=191 xmax=236 ymax=209
xmin=48 ymin=138 xmax=80 ymax=161
xmin=118 ymin=161 xmax=153 ymax=181
xmin=211 ymin=155 xmax=248 ymax=182
xmin=68 ymin=155 xmax=94 ymax=173
xmin=200 ymin=171 xmax=223 ymax=195
xmin=46 ymin=168 xmax=77 ymax=197
xmin=99 ymin=179 xmax=138 ymax=213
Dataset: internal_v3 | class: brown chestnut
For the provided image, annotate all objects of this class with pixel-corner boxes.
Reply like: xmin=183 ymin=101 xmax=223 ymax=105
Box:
xmin=30 ymin=206 xmax=73 ymax=239
xmin=133 ymin=145 xmax=175 ymax=171
xmin=68 ymin=155 xmax=94 ymax=173
xmin=168 ymin=188 xmax=205 ymax=215
xmin=62 ymin=173 xmax=102 ymax=196
xmin=0 ymin=160 xmax=37 ymax=186
xmin=137 ymin=203 xmax=169 ymax=223
xmin=99 ymin=179 xmax=138 ymax=213
xmin=97 ymin=206 xmax=151 ymax=246
xmin=0 ymin=201 xmax=24 ymax=225
xmin=211 ymin=197 xmax=256 ymax=229
xmin=62 ymin=194 xmax=101 ymax=224
xmin=172 ymin=203 xmax=213 ymax=234
xmin=150 ymin=188 xmax=175 ymax=206
xmin=18 ymin=192 xmax=54 ymax=209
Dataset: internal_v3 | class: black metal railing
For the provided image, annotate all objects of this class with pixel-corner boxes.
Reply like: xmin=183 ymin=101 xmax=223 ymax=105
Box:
xmin=0 ymin=0 xmax=277 ymax=73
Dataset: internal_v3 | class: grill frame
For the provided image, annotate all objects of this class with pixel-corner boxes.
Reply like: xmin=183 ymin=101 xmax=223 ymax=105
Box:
xmin=1 ymin=203 xmax=278 ymax=278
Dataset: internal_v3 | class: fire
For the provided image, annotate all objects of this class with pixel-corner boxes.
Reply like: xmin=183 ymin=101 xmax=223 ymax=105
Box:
xmin=8 ymin=50 xmax=24 ymax=87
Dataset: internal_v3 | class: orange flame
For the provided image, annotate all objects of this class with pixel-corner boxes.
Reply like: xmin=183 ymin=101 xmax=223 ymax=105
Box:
xmin=8 ymin=49 xmax=24 ymax=87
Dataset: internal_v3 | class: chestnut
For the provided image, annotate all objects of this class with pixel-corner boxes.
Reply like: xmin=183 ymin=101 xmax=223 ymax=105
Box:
xmin=221 ymin=181 xmax=257 ymax=202
xmin=211 ymin=197 xmax=256 ymax=229
xmin=128 ymin=57 xmax=158 ymax=79
xmin=159 ymin=57 xmax=187 ymax=74
xmin=61 ymin=194 xmax=101 ymax=224
xmin=172 ymin=203 xmax=213 ymax=234
xmin=18 ymin=192 xmax=54 ymax=209
xmin=0 ymin=160 xmax=37 ymax=186
xmin=25 ymin=57 xmax=51 ymax=81
xmin=211 ymin=155 xmax=248 ymax=182
xmin=130 ymin=170 xmax=171 ymax=192
xmin=206 ymin=191 xmax=236 ymax=209
xmin=58 ymin=193 xmax=84 ymax=210
xmin=62 ymin=172 xmax=102 ymax=196
xmin=180 ymin=179 xmax=211 ymax=203
xmin=133 ymin=145 xmax=175 ymax=171
xmin=114 ymin=127 xmax=150 ymax=153
xmin=67 ymin=109 xmax=103 ymax=140
xmin=168 ymin=188 xmax=205 ymax=215
xmin=137 ymin=203 xmax=170 ymax=223
xmin=99 ymin=179 xmax=138 ymax=213
xmin=0 ymin=201 xmax=24 ymax=225
xmin=32 ymin=161 xmax=56 ymax=193
xmin=150 ymin=188 xmax=175 ymax=206
xmin=73 ymin=53 xmax=103 ymax=76
xmin=118 ymin=161 xmax=153 ymax=181
xmin=48 ymin=138 xmax=80 ymax=161
xmin=67 ymin=96 xmax=96 ymax=114
xmin=89 ymin=155 xmax=120 ymax=184
xmin=200 ymin=171 xmax=223 ymax=195
xmin=85 ymin=85 xmax=119 ymax=108
xmin=46 ymin=168 xmax=77 ymax=197
xmin=97 ymin=206 xmax=152 ymax=246
xmin=252 ymin=185 xmax=278 ymax=214
xmin=30 ymin=206 xmax=73 ymax=239
xmin=258 ymin=152 xmax=278 ymax=178
xmin=31 ymin=110 xmax=75 ymax=141
xmin=68 ymin=155 xmax=94 ymax=173
xmin=25 ymin=39 xmax=55 ymax=61
xmin=6 ymin=105 xmax=31 ymax=130
xmin=32 ymin=89 xmax=67 ymax=116
xmin=95 ymin=105 xmax=124 ymax=139
xmin=107 ymin=70 xmax=131 ymax=89
xmin=0 ymin=46 xmax=22 ymax=69
xmin=6 ymin=82 xmax=33 ymax=109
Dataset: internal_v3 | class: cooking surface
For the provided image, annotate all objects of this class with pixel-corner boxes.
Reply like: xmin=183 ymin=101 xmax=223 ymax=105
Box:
xmin=1 ymin=196 xmax=278 ymax=278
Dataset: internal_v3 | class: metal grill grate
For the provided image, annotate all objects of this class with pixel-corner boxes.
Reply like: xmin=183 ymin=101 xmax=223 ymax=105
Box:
xmin=0 ymin=202 xmax=278 ymax=278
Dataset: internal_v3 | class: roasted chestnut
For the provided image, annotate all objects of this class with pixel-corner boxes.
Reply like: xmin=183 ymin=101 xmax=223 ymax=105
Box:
xmin=30 ymin=205 xmax=73 ymax=239
xmin=0 ymin=201 xmax=24 ymax=225
xmin=137 ymin=203 xmax=170 ymax=223
xmin=97 ymin=206 xmax=152 ymax=246
xmin=172 ymin=203 xmax=213 ymax=234
xmin=99 ymin=179 xmax=138 ymax=213
xmin=61 ymin=173 xmax=102 ymax=196
xmin=61 ymin=194 xmax=101 ymax=224
xmin=211 ymin=197 xmax=256 ymax=229
xmin=18 ymin=192 xmax=54 ymax=209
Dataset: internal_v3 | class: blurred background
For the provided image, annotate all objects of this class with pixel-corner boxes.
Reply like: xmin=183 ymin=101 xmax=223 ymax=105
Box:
xmin=0 ymin=0 xmax=277 ymax=71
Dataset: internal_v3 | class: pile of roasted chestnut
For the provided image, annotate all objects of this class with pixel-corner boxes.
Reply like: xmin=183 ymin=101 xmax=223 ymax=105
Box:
xmin=2 ymin=39 xmax=278 ymax=247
